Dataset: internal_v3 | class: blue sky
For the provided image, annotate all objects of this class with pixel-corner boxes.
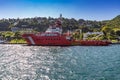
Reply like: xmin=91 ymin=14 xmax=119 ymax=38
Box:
xmin=0 ymin=0 xmax=120 ymax=21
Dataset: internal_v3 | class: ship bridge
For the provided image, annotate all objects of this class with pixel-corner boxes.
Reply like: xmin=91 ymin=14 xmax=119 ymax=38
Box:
xmin=46 ymin=27 xmax=62 ymax=34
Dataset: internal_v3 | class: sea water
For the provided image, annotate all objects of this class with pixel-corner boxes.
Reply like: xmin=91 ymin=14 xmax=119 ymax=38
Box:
xmin=0 ymin=44 xmax=120 ymax=80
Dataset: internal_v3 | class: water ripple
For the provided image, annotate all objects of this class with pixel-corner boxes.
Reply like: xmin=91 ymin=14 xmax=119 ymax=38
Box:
xmin=0 ymin=44 xmax=120 ymax=80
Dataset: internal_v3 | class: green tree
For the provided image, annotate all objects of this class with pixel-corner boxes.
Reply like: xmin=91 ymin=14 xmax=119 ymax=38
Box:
xmin=14 ymin=32 xmax=21 ymax=39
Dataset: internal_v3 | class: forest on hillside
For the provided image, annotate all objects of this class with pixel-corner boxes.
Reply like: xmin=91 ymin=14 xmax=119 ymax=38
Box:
xmin=0 ymin=16 xmax=108 ymax=32
xmin=0 ymin=15 xmax=120 ymax=43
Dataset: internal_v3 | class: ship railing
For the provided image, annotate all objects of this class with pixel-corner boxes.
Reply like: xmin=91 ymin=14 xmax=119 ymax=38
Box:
xmin=23 ymin=31 xmax=37 ymax=34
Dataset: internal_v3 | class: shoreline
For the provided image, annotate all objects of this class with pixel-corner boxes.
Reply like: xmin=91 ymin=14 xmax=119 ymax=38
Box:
xmin=0 ymin=42 xmax=120 ymax=45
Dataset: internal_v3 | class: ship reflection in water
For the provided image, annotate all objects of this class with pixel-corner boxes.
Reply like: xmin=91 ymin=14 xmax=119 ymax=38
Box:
xmin=0 ymin=44 xmax=120 ymax=80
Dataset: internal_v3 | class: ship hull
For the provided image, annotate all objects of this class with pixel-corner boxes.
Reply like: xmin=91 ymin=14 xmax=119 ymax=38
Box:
xmin=22 ymin=33 xmax=74 ymax=46
xmin=79 ymin=40 xmax=110 ymax=46
xmin=22 ymin=34 xmax=110 ymax=46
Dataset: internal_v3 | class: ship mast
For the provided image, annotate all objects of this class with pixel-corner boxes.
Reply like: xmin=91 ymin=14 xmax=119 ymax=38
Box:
xmin=60 ymin=14 xmax=62 ymax=21
xmin=46 ymin=14 xmax=63 ymax=34
xmin=59 ymin=14 xmax=63 ymax=34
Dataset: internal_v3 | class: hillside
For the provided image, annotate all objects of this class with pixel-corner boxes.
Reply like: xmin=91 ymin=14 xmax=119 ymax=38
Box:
xmin=0 ymin=17 xmax=106 ymax=32
xmin=106 ymin=15 xmax=120 ymax=28
xmin=102 ymin=15 xmax=120 ymax=41
xmin=0 ymin=15 xmax=120 ymax=43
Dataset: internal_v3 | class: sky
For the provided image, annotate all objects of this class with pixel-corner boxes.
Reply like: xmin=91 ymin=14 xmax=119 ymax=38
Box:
xmin=0 ymin=0 xmax=120 ymax=21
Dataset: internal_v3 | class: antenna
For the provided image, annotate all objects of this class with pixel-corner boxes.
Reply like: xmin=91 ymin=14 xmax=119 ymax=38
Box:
xmin=60 ymin=14 xmax=62 ymax=20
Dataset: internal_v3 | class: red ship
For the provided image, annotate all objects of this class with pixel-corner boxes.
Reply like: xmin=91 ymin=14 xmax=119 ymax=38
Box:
xmin=22 ymin=15 xmax=111 ymax=46
xmin=22 ymin=15 xmax=75 ymax=46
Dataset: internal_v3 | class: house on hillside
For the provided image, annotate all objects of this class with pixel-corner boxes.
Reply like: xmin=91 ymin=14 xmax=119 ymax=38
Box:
xmin=83 ymin=32 xmax=103 ymax=40
xmin=11 ymin=26 xmax=33 ymax=32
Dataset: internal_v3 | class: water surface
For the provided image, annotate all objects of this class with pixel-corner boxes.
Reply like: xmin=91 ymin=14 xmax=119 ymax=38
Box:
xmin=0 ymin=44 xmax=120 ymax=80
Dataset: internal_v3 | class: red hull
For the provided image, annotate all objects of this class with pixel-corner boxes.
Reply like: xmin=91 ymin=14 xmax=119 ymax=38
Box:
xmin=79 ymin=40 xmax=110 ymax=46
xmin=22 ymin=33 xmax=74 ymax=46
xmin=22 ymin=33 xmax=110 ymax=46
